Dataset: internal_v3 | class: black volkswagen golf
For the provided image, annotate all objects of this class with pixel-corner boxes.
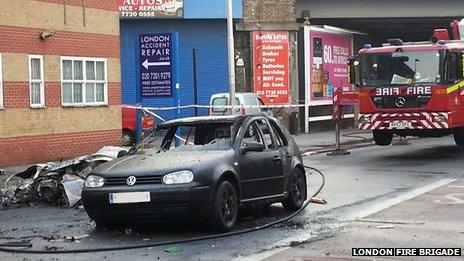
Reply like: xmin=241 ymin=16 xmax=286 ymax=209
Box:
xmin=82 ymin=115 xmax=307 ymax=231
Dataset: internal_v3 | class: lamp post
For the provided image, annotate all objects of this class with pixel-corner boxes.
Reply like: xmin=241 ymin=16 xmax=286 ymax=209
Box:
xmin=226 ymin=0 xmax=236 ymax=114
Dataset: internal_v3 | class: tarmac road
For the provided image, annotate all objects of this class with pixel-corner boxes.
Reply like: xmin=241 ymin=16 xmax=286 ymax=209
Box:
xmin=0 ymin=136 xmax=463 ymax=260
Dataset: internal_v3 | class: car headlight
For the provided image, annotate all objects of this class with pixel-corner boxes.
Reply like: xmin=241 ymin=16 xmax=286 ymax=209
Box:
xmin=85 ymin=175 xmax=105 ymax=188
xmin=163 ymin=171 xmax=194 ymax=185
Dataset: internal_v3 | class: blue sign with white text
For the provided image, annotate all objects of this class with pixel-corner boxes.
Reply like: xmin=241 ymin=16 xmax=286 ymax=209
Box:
xmin=140 ymin=33 xmax=173 ymax=97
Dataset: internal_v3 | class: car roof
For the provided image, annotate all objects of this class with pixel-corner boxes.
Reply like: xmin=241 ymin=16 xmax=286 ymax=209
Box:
xmin=158 ymin=115 xmax=246 ymax=128
xmin=211 ymin=93 xmax=258 ymax=98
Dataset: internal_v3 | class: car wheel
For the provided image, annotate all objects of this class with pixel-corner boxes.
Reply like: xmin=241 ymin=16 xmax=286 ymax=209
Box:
xmin=176 ymin=8 xmax=183 ymax=17
xmin=454 ymin=127 xmax=464 ymax=146
xmin=210 ymin=181 xmax=238 ymax=232
xmin=282 ymin=168 xmax=306 ymax=211
xmin=373 ymin=130 xmax=393 ymax=146
xmin=122 ymin=130 xmax=135 ymax=146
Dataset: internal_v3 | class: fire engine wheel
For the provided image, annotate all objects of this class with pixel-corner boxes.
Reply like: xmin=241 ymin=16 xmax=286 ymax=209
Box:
xmin=453 ymin=128 xmax=464 ymax=146
xmin=373 ymin=131 xmax=393 ymax=146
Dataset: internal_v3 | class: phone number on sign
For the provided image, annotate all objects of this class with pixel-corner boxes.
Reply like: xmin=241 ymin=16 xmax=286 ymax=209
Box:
xmin=141 ymin=72 xmax=171 ymax=81
xmin=121 ymin=12 xmax=157 ymax=18
xmin=256 ymin=90 xmax=288 ymax=96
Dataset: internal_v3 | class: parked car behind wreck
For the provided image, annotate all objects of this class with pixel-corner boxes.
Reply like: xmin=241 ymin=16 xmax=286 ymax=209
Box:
xmin=82 ymin=115 xmax=307 ymax=231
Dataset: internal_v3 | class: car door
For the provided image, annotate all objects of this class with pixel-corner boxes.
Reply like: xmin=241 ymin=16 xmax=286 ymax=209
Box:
xmin=268 ymin=119 xmax=292 ymax=178
xmin=238 ymin=118 xmax=285 ymax=201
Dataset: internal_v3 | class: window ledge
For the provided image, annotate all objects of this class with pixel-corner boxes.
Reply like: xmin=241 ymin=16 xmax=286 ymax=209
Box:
xmin=30 ymin=105 xmax=46 ymax=109
xmin=62 ymin=104 xmax=108 ymax=108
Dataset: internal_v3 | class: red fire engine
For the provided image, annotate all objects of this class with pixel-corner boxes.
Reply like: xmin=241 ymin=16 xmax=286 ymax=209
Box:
xmin=348 ymin=19 xmax=464 ymax=146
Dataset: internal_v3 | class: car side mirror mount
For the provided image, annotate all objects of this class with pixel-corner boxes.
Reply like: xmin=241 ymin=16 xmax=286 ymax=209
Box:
xmin=240 ymin=142 xmax=265 ymax=154
xmin=117 ymin=150 xmax=127 ymax=158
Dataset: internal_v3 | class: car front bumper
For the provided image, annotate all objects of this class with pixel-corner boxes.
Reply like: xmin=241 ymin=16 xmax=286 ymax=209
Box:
xmin=82 ymin=183 xmax=213 ymax=223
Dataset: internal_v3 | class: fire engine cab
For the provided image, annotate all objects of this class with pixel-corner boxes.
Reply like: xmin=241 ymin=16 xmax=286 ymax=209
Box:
xmin=348 ymin=19 xmax=464 ymax=146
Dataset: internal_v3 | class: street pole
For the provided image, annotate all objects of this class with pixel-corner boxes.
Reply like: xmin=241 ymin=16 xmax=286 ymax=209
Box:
xmin=226 ymin=0 xmax=236 ymax=114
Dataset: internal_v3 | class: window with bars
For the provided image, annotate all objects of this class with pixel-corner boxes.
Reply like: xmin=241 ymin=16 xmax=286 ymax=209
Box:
xmin=29 ymin=55 xmax=45 ymax=107
xmin=61 ymin=57 xmax=107 ymax=106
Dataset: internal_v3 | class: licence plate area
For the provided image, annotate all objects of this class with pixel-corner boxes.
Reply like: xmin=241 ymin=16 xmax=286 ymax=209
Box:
xmin=109 ymin=192 xmax=151 ymax=204
xmin=389 ymin=121 xmax=412 ymax=129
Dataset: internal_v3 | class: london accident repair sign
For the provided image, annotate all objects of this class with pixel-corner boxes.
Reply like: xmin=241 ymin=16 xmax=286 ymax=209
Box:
xmin=139 ymin=33 xmax=173 ymax=97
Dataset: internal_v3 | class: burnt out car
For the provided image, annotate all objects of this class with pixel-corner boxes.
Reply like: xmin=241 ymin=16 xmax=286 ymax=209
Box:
xmin=82 ymin=115 xmax=307 ymax=231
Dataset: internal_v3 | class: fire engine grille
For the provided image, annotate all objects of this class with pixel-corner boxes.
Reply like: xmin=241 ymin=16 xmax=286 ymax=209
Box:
xmin=372 ymin=96 xmax=431 ymax=109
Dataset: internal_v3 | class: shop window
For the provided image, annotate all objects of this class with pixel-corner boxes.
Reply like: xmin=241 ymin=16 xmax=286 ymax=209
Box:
xmin=29 ymin=55 xmax=45 ymax=108
xmin=0 ymin=53 xmax=3 ymax=109
xmin=61 ymin=57 xmax=107 ymax=106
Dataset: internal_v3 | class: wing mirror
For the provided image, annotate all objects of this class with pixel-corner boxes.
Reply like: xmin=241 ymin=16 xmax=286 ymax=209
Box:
xmin=240 ymin=142 xmax=265 ymax=154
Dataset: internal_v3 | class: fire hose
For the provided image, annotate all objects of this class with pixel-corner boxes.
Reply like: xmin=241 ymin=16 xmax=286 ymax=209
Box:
xmin=0 ymin=165 xmax=325 ymax=254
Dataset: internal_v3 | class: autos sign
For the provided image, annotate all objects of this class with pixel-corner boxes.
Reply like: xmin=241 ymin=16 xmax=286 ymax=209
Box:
xmin=304 ymin=26 xmax=353 ymax=106
xmin=253 ymin=31 xmax=290 ymax=104
xmin=119 ymin=0 xmax=184 ymax=19
xmin=140 ymin=33 xmax=173 ymax=97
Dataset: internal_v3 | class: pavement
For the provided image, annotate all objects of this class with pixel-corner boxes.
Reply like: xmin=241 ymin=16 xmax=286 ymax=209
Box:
xmin=292 ymin=128 xmax=373 ymax=153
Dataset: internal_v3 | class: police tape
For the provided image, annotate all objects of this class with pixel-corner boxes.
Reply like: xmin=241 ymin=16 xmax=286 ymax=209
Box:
xmin=122 ymin=103 xmax=309 ymax=111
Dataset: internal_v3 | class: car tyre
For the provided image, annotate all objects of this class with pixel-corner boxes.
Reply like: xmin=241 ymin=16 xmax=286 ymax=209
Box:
xmin=122 ymin=129 xmax=135 ymax=146
xmin=176 ymin=8 xmax=183 ymax=17
xmin=210 ymin=181 xmax=238 ymax=232
xmin=454 ymin=127 xmax=464 ymax=146
xmin=282 ymin=168 xmax=306 ymax=211
xmin=373 ymin=130 xmax=393 ymax=146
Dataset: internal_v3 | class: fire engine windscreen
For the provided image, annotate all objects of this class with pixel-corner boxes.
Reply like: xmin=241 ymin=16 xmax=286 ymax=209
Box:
xmin=360 ymin=51 xmax=441 ymax=87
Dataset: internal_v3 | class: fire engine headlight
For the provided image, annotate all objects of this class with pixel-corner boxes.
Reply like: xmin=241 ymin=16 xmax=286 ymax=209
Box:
xmin=433 ymin=116 xmax=447 ymax=123
xmin=359 ymin=116 xmax=371 ymax=124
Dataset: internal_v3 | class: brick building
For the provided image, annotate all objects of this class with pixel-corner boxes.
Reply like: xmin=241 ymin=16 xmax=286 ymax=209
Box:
xmin=0 ymin=0 xmax=121 ymax=166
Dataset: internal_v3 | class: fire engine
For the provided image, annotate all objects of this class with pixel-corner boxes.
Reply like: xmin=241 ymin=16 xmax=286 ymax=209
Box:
xmin=348 ymin=19 xmax=464 ymax=146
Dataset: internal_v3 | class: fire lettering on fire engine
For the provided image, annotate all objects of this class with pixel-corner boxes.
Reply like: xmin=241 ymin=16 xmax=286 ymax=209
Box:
xmin=406 ymin=86 xmax=431 ymax=95
xmin=376 ymin=88 xmax=400 ymax=96
xmin=376 ymin=86 xmax=431 ymax=96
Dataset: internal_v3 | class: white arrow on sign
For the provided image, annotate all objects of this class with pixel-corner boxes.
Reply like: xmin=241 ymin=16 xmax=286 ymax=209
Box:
xmin=142 ymin=59 xmax=170 ymax=69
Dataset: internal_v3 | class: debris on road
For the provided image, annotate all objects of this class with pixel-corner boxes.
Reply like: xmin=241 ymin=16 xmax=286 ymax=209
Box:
xmin=0 ymin=169 xmax=5 ymax=176
xmin=357 ymin=219 xmax=425 ymax=225
xmin=0 ymin=146 xmax=127 ymax=209
xmin=165 ymin=246 xmax=182 ymax=254
xmin=377 ymin=225 xmax=395 ymax=229
xmin=310 ymin=197 xmax=327 ymax=205
xmin=65 ymin=234 xmax=90 ymax=241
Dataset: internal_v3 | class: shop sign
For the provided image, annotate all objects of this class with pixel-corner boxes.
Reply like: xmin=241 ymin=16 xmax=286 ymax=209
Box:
xmin=253 ymin=31 xmax=290 ymax=104
xmin=119 ymin=0 xmax=184 ymax=19
xmin=140 ymin=33 xmax=173 ymax=97
xmin=305 ymin=27 xmax=353 ymax=106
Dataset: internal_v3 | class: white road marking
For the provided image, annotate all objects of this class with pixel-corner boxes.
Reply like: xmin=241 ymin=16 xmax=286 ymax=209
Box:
xmin=433 ymin=194 xmax=464 ymax=205
xmin=235 ymin=178 xmax=456 ymax=261
xmin=343 ymin=178 xmax=456 ymax=221
xmin=448 ymin=185 xmax=464 ymax=188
